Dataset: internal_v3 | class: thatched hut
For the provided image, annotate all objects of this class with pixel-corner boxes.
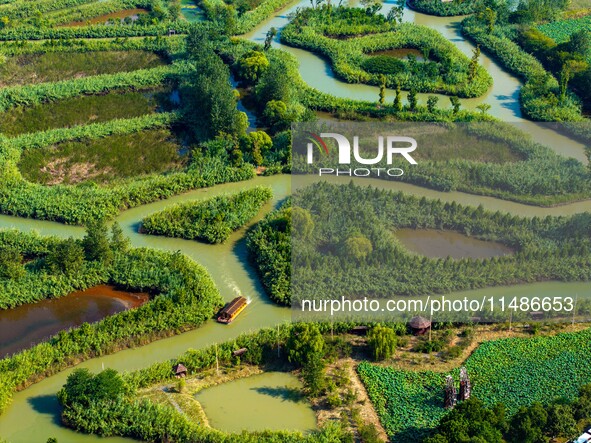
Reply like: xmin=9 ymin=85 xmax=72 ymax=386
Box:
xmin=173 ymin=363 xmax=187 ymax=378
xmin=409 ymin=316 xmax=431 ymax=335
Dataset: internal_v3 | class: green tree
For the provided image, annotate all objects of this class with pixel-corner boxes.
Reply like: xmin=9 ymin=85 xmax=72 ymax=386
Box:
xmin=0 ymin=245 xmax=25 ymax=280
xmin=545 ymin=404 xmax=577 ymax=440
xmin=342 ymin=234 xmax=372 ymax=262
xmin=58 ymin=368 xmax=126 ymax=408
xmin=408 ymin=88 xmax=418 ymax=111
xmin=46 ymin=438 xmax=58 ymax=443
xmin=469 ymin=45 xmax=481 ymax=82
xmin=110 ymin=222 xmax=130 ymax=254
xmin=244 ymin=130 xmax=272 ymax=166
xmin=262 ymin=100 xmax=291 ymax=132
xmin=301 ymin=353 xmax=326 ymax=397
xmin=287 ymin=323 xmax=325 ymax=367
xmin=46 ymin=238 xmax=84 ymax=275
xmin=92 ymin=368 xmax=127 ymax=402
xmin=264 ymin=27 xmax=277 ymax=51
xmin=168 ymin=0 xmax=181 ymax=19
xmin=256 ymin=62 xmax=292 ymax=104
xmin=559 ymin=58 xmax=588 ymax=102
xmin=450 ymin=96 xmax=461 ymax=114
xmin=367 ymin=325 xmax=397 ymax=361
xmin=566 ymin=30 xmax=591 ymax=59
xmin=57 ymin=368 xmax=95 ymax=407
xmin=378 ymin=74 xmax=386 ymax=106
xmin=481 ymin=7 xmax=497 ymax=33
xmin=427 ymin=95 xmax=439 ymax=113
xmin=82 ymin=219 xmax=112 ymax=263
xmin=230 ymin=144 xmax=244 ymax=167
xmin=574 ymin=384 xmax=591 ymax=419
xmin=431 ymin=398 xmax=505 ymax=443
xmin=476 ymin=103 xmax=491 ymax=114
xmin=183 ymin=30 xmax=245 ymax=140
xmin=386 ymin=0 xmax=404 ymax=24
xmin=210 ymin=4 xmax=237 ymax=35
xmin=292 ymin=207 xmax=314 ymax=240
xmin=237 ymin=50 xmax=270 ymax=84
xmin=507 ymin=403 xmax=548 ymax=443
xmin=394 ymin=84 xmax=403 ymax=112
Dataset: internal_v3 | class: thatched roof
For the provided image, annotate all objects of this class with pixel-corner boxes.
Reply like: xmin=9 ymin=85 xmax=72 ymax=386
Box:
xmin=409 ymin=316 xmax=431 ymax=329
xmin=173 ymin=363 xmax=187 ymax=374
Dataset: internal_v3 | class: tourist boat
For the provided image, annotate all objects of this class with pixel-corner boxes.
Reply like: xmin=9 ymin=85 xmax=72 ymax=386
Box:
xmin=217 ymin=296 xmax=248 ymax=324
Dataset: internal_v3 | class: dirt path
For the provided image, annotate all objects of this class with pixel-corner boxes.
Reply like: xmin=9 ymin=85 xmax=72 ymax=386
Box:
xmin=345 ymin=358 xmax=390 ymax=442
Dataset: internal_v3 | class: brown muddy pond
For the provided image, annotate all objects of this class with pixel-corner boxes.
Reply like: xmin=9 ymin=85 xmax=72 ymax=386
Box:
xmin=395 ymin=229 xmax=514 ymax=259
xmin=369 ymin=48 xmax=427 ymax=61
xmin=63 ymin=8 xmax=149 ymax=27
xmin=0 ymin=285 xmax=148 ymax=358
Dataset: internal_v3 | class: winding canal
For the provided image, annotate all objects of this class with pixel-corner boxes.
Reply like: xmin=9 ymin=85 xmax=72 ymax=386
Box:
xmin=243 ymin=0 xmax=589 ymax=163
xmin=1 ymin=3 xmax=591 ymax=441
xmin=2 ymin=173 xmax=591 ymax=442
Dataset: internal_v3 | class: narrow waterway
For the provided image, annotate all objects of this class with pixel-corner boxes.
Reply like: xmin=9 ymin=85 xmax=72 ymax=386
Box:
xmin=1 ymin=174 xmax=591 ymax=442
xmin=242 ymin=0 xmax=589 ymax=163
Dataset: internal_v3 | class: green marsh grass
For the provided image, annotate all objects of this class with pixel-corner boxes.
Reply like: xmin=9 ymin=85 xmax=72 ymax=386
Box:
xmin=0 ymin=51 xmax=167 ymax=87
xmin=0 ymin=89 xmax=172 ymax=136
xmin=18 ymin=128 xmax=186 ymax=185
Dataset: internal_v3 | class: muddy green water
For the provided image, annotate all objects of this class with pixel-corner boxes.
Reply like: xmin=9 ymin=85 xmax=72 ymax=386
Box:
xmin=395 ymin=228 xmax=514 ymax=259
xmin=0 ymin=285 xmax=148 ymax=358
xmin=195 ymin=372 xmax=317 ymax=433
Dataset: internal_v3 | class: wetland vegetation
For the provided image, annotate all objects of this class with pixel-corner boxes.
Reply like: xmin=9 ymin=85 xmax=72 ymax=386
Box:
xmin=0 ymin=0 xmax=590 ymax=442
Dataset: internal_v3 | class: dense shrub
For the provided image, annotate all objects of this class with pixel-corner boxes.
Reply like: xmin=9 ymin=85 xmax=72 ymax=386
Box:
xmin=408 ymin=0 xmax=482 ymax=17
xmin=246 ymin=200 xmax=290 ymax=305
xmin=0 ymin=21 xmax=191 ymax=41
xmin=0 ymin=63 xmax=188 ymax=113
xmin=1 ymin=112 xmax=178 ymax=153
xmin=361 ymin=55 xmax=406 ymax=75
xmin=141 ymin=186 xmax=273 ymax=243
xmin=287 ymin=182 xmax=591 ymax=305
xmin=281 ymin=7 xmax=492 ymax=98
xmin=0 ymin=35 xmax=186 ymax=57
xmin=0 ymin=156 xmax=255 ymax=224
xmin=0 ymin=240 xmax=224 ymax=412
xmin=461 ymin=16 xmax=585 ymax=122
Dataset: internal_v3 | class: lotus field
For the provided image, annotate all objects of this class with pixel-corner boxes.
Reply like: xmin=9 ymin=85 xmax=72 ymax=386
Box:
xmin=358 ymin=328 xmax=591 ymax=441
xmin=538 ymin=16 xmax=591 ymax=61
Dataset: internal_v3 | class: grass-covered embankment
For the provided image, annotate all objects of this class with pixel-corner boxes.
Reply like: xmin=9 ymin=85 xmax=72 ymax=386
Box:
xmin=141 ymin=186 xmax=273 ymax=243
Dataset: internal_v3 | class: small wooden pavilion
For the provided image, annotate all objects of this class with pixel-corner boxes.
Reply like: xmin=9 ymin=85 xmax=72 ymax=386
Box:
xmin=173 ymin=363 xmax=187 ymax=378
xmin=409 ymin=316 xmax=432 ymax=335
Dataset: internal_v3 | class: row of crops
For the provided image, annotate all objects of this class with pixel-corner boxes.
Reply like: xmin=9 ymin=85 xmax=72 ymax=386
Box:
xmin=358 ymin=327 xmax=591 ymax=441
